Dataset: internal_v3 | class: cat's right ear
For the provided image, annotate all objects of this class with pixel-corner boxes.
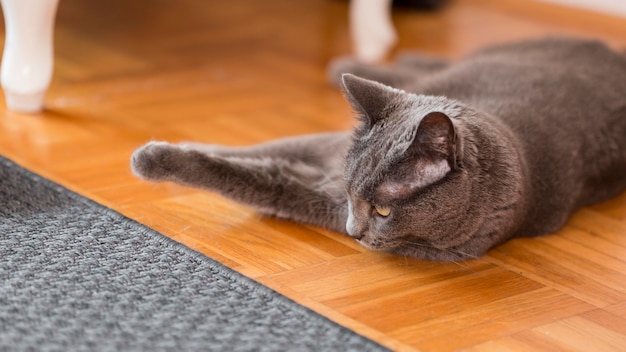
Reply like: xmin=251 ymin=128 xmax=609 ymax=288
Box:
xmin=410 ymin=111 xmax=458 ymax=168
xmin=341 ymin=74 xmax=404 ymax=127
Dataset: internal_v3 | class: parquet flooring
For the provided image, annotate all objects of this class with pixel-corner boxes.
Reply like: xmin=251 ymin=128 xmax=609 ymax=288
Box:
xmin=1 ymin=0 xmax=625 ymax=350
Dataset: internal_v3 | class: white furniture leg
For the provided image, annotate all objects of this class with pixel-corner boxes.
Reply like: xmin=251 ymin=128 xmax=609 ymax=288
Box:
xmin=0 ymin=0 xmax=59 ymax=113
xmin=349 ymin=0 xmax=396 ymax=63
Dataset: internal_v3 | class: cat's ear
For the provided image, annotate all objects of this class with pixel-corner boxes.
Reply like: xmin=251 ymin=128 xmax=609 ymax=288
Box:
xmin=411 ymin=111 xmax=458 ymax=167
xmin=375 ymin=112 xmax=458 ymax=202
xmin=341 ymin=74 xmax=404 ymax=127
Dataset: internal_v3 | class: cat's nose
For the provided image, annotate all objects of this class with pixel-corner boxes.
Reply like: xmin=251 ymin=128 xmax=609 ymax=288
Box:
xmin=346 ymin=206 xmax=365 ymax=240
xmin=349 ymin=231 xmax=364 ymax=240
xmin=346 ymin=222 xmax=364 ymax=240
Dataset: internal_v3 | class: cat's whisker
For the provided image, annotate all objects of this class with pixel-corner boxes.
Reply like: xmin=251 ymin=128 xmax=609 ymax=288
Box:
xmin=444 ymin=248 xmax=480 ymax=268
xmin=400 ymin=239 xmax=477 ymax=266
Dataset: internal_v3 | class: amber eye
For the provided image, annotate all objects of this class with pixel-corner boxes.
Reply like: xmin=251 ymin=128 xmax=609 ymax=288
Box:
xmin=374 ymin=204 xmax=391 ymax=217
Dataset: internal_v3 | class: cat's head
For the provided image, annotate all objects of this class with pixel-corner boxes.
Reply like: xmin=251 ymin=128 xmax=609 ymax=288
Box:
xmin=341 ymin=74 xmax=497 ymax=261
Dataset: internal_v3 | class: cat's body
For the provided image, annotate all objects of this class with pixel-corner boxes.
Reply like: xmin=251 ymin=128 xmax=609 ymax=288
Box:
xmin=132 ymin=38 xmax=626 ymax=261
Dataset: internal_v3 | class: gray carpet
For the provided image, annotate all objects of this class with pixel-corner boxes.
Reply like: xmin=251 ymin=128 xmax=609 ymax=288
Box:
xmin=0 ymin=155 xmax=388 ymax=352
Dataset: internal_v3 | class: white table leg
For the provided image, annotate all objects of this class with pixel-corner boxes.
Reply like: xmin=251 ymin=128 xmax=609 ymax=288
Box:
xmin=349 ymin=0 xmax=396 ymax=63
xmin=0 ymin=0 xmax=59 ymax=113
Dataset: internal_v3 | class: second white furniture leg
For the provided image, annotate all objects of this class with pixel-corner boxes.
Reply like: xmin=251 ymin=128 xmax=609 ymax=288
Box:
xmin=349 ymin=0 xmax=396 ymax=63
xmin=0 ymin=0 xmax=59 ymax=113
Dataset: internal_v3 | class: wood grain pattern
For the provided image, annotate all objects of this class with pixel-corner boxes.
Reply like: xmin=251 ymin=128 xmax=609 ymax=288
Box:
xmin=0 ymin=0 xmax=625 ymax=350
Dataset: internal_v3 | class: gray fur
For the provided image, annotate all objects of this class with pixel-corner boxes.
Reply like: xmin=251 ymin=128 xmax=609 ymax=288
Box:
xmin=132 ymin=38 xmax=626 ymax=261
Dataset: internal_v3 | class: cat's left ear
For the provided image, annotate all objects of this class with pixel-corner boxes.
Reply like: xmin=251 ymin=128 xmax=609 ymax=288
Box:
xmin=341 ymin=74 xmax=405 ymax=127
xmin=410 ymin=111 xmax=458 ymax=168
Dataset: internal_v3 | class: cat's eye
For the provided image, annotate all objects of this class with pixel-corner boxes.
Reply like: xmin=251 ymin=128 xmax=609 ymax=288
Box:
xmin=374 ymin=204 xmax=391 ymax=217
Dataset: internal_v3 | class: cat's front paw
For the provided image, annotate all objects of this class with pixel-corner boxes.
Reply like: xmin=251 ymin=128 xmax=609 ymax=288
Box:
xmin=131 ymin=141 xmax=183 ymax=182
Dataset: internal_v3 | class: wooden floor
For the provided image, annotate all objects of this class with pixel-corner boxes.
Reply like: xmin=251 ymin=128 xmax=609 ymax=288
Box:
xmin=1 ymin=0 xmax=626 ymax=350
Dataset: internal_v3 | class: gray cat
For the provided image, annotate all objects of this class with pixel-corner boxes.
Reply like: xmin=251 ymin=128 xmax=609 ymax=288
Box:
xmin=131 ymin=38 xmax=626 ymax=261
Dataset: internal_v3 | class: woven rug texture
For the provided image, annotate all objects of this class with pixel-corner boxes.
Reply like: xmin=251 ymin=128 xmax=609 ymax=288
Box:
xmin=0 ymin=156 xmax=388 ymax=352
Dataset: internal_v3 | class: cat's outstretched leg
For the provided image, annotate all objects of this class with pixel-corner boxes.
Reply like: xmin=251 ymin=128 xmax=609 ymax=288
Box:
xmin=131 ymin=133 xmax=350 ymax=233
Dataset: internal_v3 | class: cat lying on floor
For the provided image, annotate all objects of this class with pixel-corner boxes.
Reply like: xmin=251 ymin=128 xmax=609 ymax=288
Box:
xmin=131 ymin=38 xmax=626 ymax=261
